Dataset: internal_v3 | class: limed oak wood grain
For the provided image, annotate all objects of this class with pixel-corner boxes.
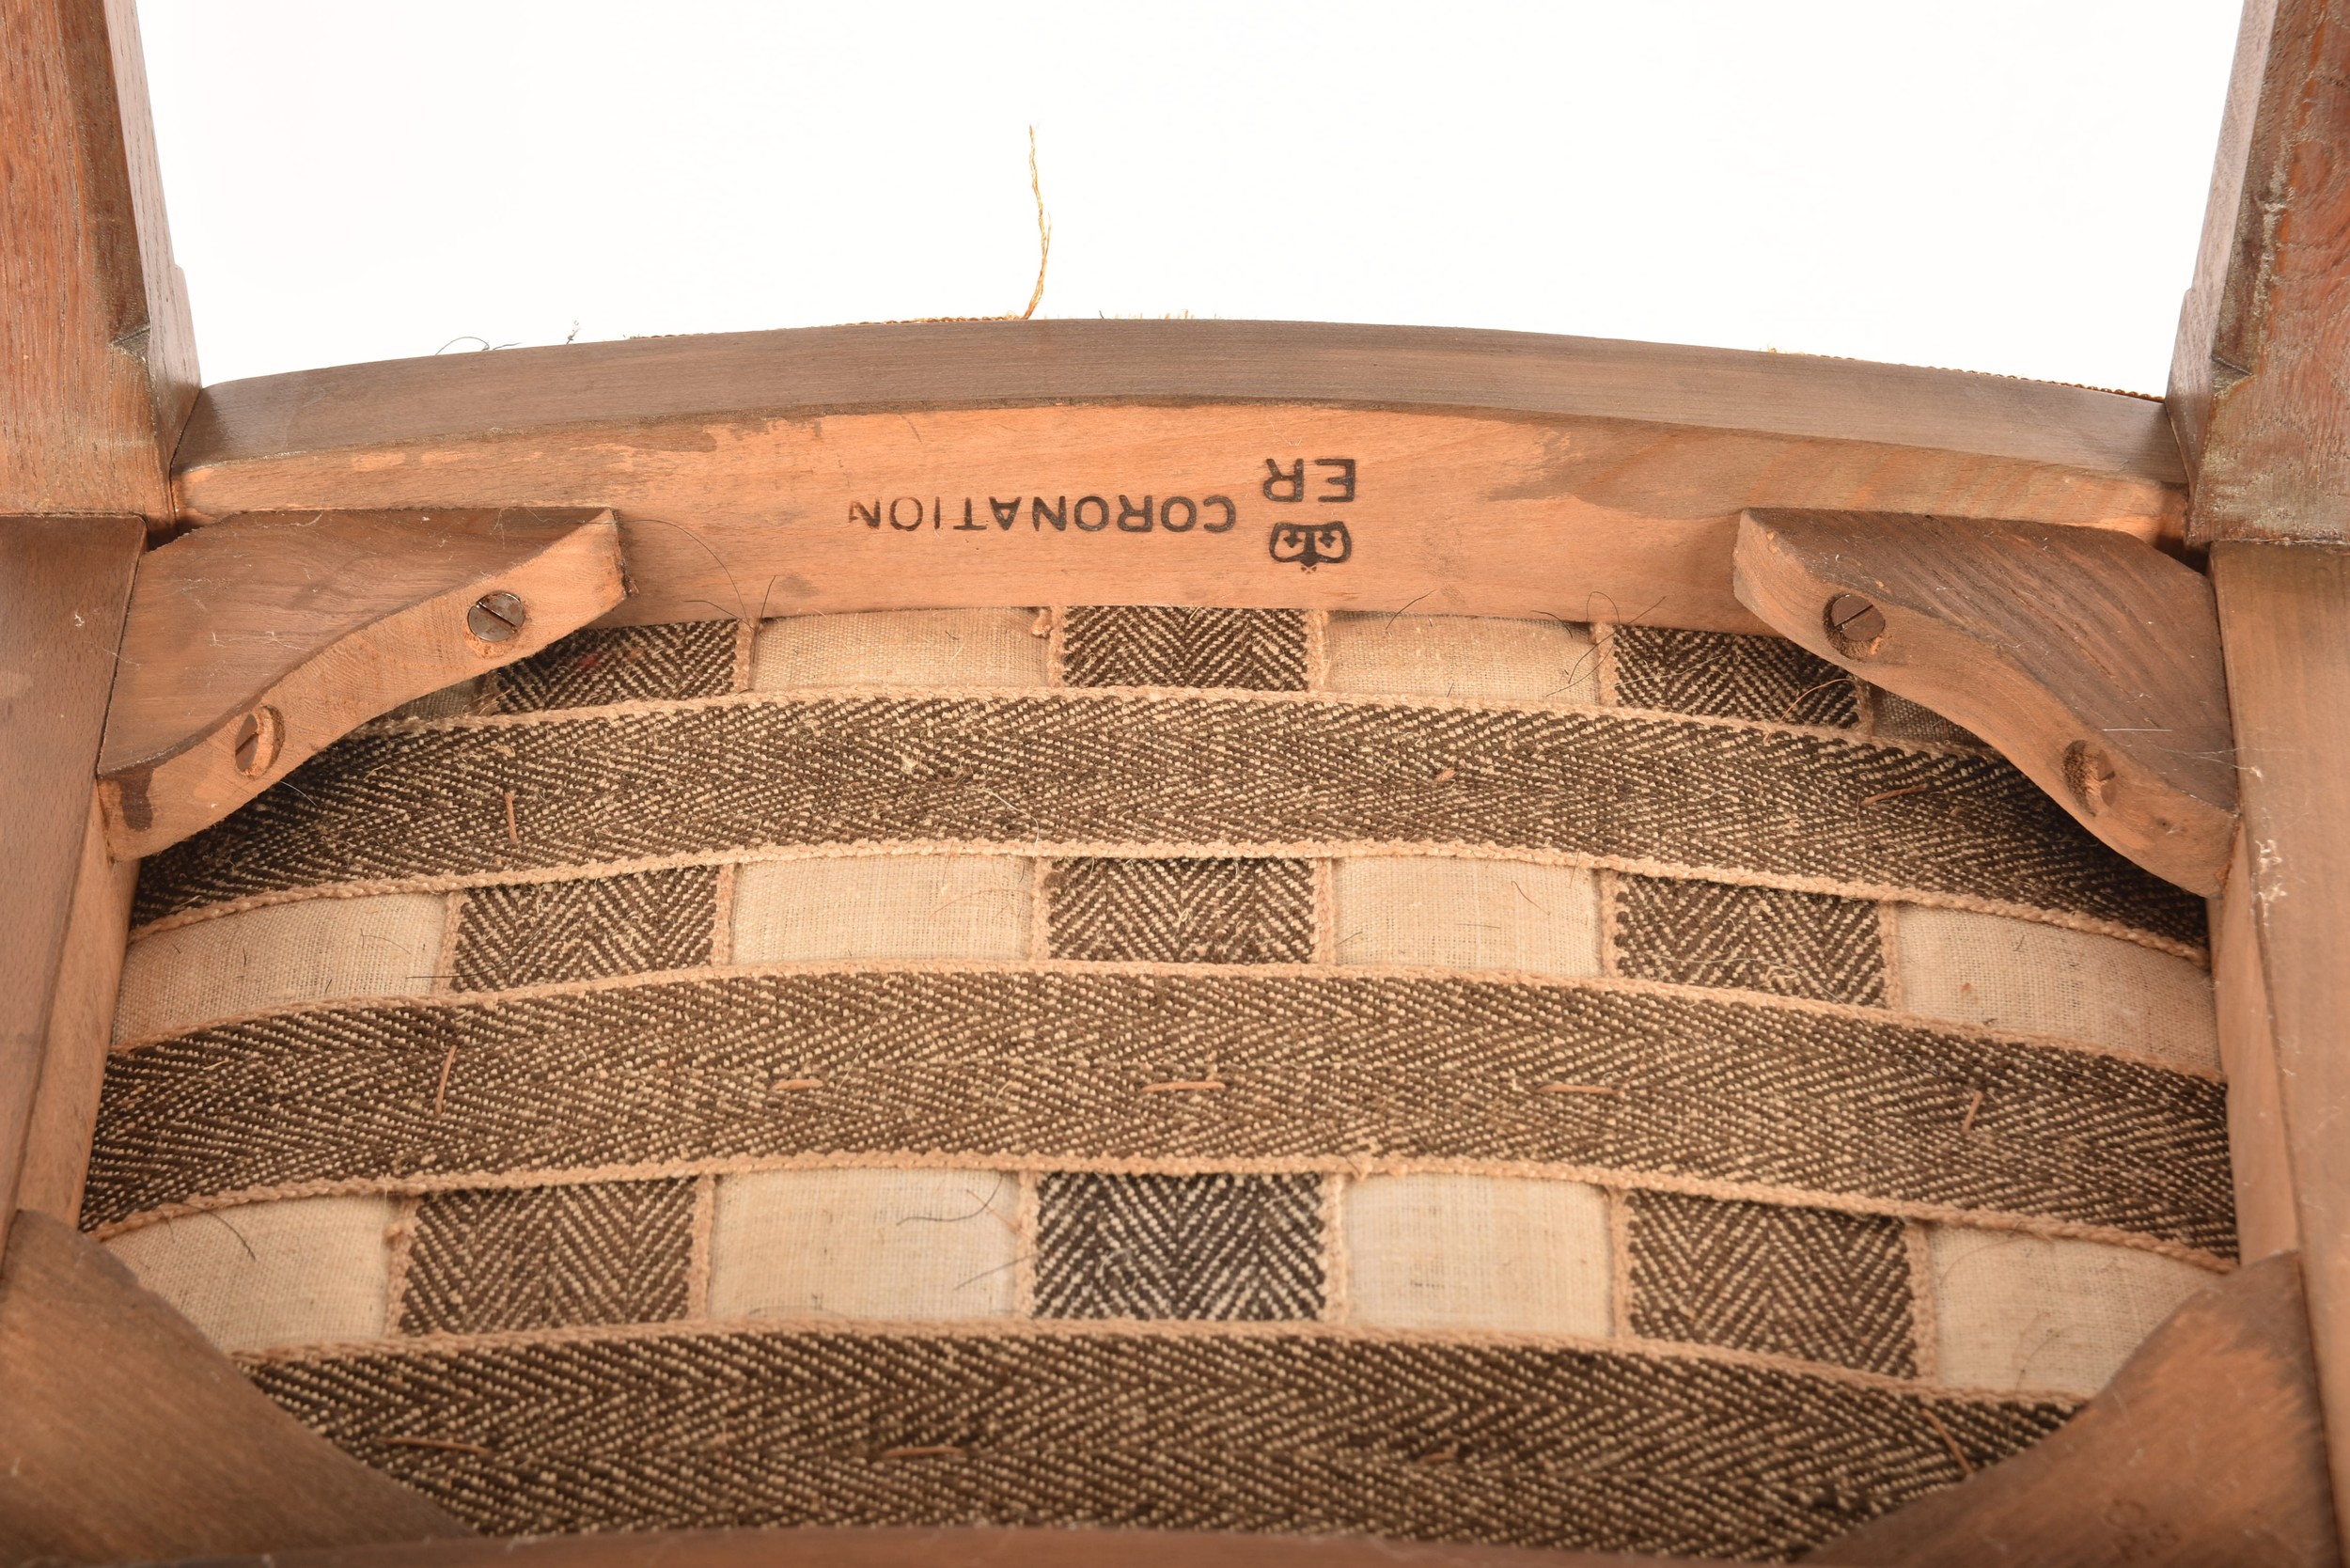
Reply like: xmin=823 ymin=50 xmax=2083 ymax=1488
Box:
xmin=0 ymin=1211 xmax=466 ymax=1563
xmin=172 ymin=322 xmax=2186 ymax=637
xmin=98 ymin=508 xmax=629 ymax=858
xmin=0 ymin=516 xmax=141 ymax=1259
xmin=1731 ymin=509 xmax=2235 ymax=895
xmin=1809 ymin=1252 xmax=2338 ymax=1567
xmin=0 ymin=0 xmax=196 ymax=521
xmin=2211 ymin=538 xmax=2350 ymax=1554
xmin=2169 ymin=0 xmax=2350 ymax=544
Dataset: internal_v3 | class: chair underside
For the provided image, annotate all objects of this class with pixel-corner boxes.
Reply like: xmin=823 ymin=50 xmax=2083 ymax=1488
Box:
xmin=7 ymin=2 xmax=2350 ymax=1562
xmin=89 ymin=604 xmax=2223 ymax=1557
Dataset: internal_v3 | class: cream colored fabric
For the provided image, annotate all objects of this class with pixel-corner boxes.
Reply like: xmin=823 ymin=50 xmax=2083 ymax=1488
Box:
xmin=708 ymin=1168 xmax=1018 ymax=1321
xmin=731 ymin=855 xmax=1032 ymax=964
xmin=114 ymin=893 xmax=447 ymax=1043
xmin=751 ymin=608 xmax=1047 ymax=691
xmin=1892 ymin=906 xmax=2218 ymax=1072
xmin=1333 ymin=857 xmax=1601 ymax=977
xmin=105 ymin=1196 xmax=394 ymax=1353
xmin=1926 ymin=1227 xmax=2213 ymax=1396
xmin=1324 ymin=612 xmax=1597 ymax=704
xmin=1344 ymin=1174 xmax=1612 ymax=1335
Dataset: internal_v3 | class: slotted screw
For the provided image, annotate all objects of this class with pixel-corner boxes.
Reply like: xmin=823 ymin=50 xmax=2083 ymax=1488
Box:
xmin=468 ymin=589 xmax=527 ymax=643
xmin=1822 ymin=593 xmax=1888 ymax=658
xmin=233 ymin=706 xmax=283 ymax=776
xmin=2063 ymin=739 xmax=2118 ymax=815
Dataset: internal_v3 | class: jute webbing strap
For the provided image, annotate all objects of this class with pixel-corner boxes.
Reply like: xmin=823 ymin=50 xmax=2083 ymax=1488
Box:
xmin=1625 ymin=1191 xmax=1917 ymax=1375
xmin=1060 ymin=605 xmax=1309 ymax=690
xmin=1034 ymin=1171 xmax=1325 ymax=1319
xmin=452 ymin=866 xmax=721 ymax=990
xmin=483 ymin=620 xmax=737 ymax=712
xmin=1045 ymin=857 xmax=1318 ymax=964
xmin=398 ymin=1180 xmax=697 ymax=1336
xmin=1615 ymin=874 xmax=1888 ymax=1006
xmin=132 ymin=689 xmax=2201 ymax=945
xmin=87 ymin=966 xmax=2232 ymax=1252
xmin=240 ymin=1326 xmax=2072 ymax=1558
xmin=1611 ymin=624 xmax=1866 ymax=726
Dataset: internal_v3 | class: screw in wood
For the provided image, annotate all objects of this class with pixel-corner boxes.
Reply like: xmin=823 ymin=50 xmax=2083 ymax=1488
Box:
xmin=232 ymin=705 xmax=284 ymax=776
xmin=2063 ymin=739 xmax=2119 ymax=816
xmin=467 ymin=589 xmax=527 ymax=643
xmin=1822 ymin=592 xmax=1888 ymax=658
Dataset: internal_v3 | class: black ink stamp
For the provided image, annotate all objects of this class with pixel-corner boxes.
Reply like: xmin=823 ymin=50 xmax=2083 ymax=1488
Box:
xmin=856 ymin=490 xmax=1242 ymax=538
xmin=1269 ymin=520 xmax=1353 ymax=571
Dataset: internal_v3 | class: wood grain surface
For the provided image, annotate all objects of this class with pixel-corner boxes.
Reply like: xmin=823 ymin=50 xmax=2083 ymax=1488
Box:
xmin=1731 ymin=509 xmax=2235 ymax=894
xmin=100 ymin=508 xmax=629 ymax=858
xmin=0 ymin=0 xmax=195 ymax=521
xmin=2213 ymin=825 xmax=2299 ymax=1262
xmin=172 ymin=323 xmax=2186 ymax=637
xmin=2169 ymin=0 xmax=2350 ymax=543
xmin=0 ymin=1211 xmax=466 ymax=1564
xmin=2168 ymin=0 xmax=2279 ymax=490
xmin=2211 ymin=538 xmax=2350 ymax=1556
xmin=0 ymin=516 xmax=141 ymax=1258
xmin=15 ymin=796 xmax=137 ymax=1229
xmin=179 ymin=320 xmax=2187 ymax=480
xmin=1810 ymin=1252 xmax=2338 ymax=1567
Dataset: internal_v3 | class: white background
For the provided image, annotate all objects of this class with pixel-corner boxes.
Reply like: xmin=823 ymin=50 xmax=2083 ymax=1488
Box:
xmin=142 ymin=2 xmax=2244 ymax=394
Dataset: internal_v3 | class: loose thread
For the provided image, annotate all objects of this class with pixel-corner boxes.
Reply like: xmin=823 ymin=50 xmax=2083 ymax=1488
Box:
xmin=1777 ymin=677 xmax=1856 ymax=724
xmin=1919 ymin=1408 xmax=1974 ymax=1476
xmin=1018 ymin=126 xmax=1051 ymax=320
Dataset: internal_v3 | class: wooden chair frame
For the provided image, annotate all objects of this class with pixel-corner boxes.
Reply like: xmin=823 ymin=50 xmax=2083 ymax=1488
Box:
xmin=5 ymin=2 xmax=2347 ymax=1563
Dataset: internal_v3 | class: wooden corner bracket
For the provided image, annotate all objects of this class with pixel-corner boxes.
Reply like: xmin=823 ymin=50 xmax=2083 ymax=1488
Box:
xmin=96 ymin=508 xmax=628 ymax=859
xmin=1731 ymin=509 xmax=2236 ymax=895
xmin=1809 ymin=1252 xmax=2338 ymax=1567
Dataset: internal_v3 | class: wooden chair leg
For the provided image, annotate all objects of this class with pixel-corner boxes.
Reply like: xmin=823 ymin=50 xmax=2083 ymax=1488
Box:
xmin=0 ymin=1211 xmax=467 ymax=1562
xmin=1808 ymin=1253 xmax=2339 ymax=1567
